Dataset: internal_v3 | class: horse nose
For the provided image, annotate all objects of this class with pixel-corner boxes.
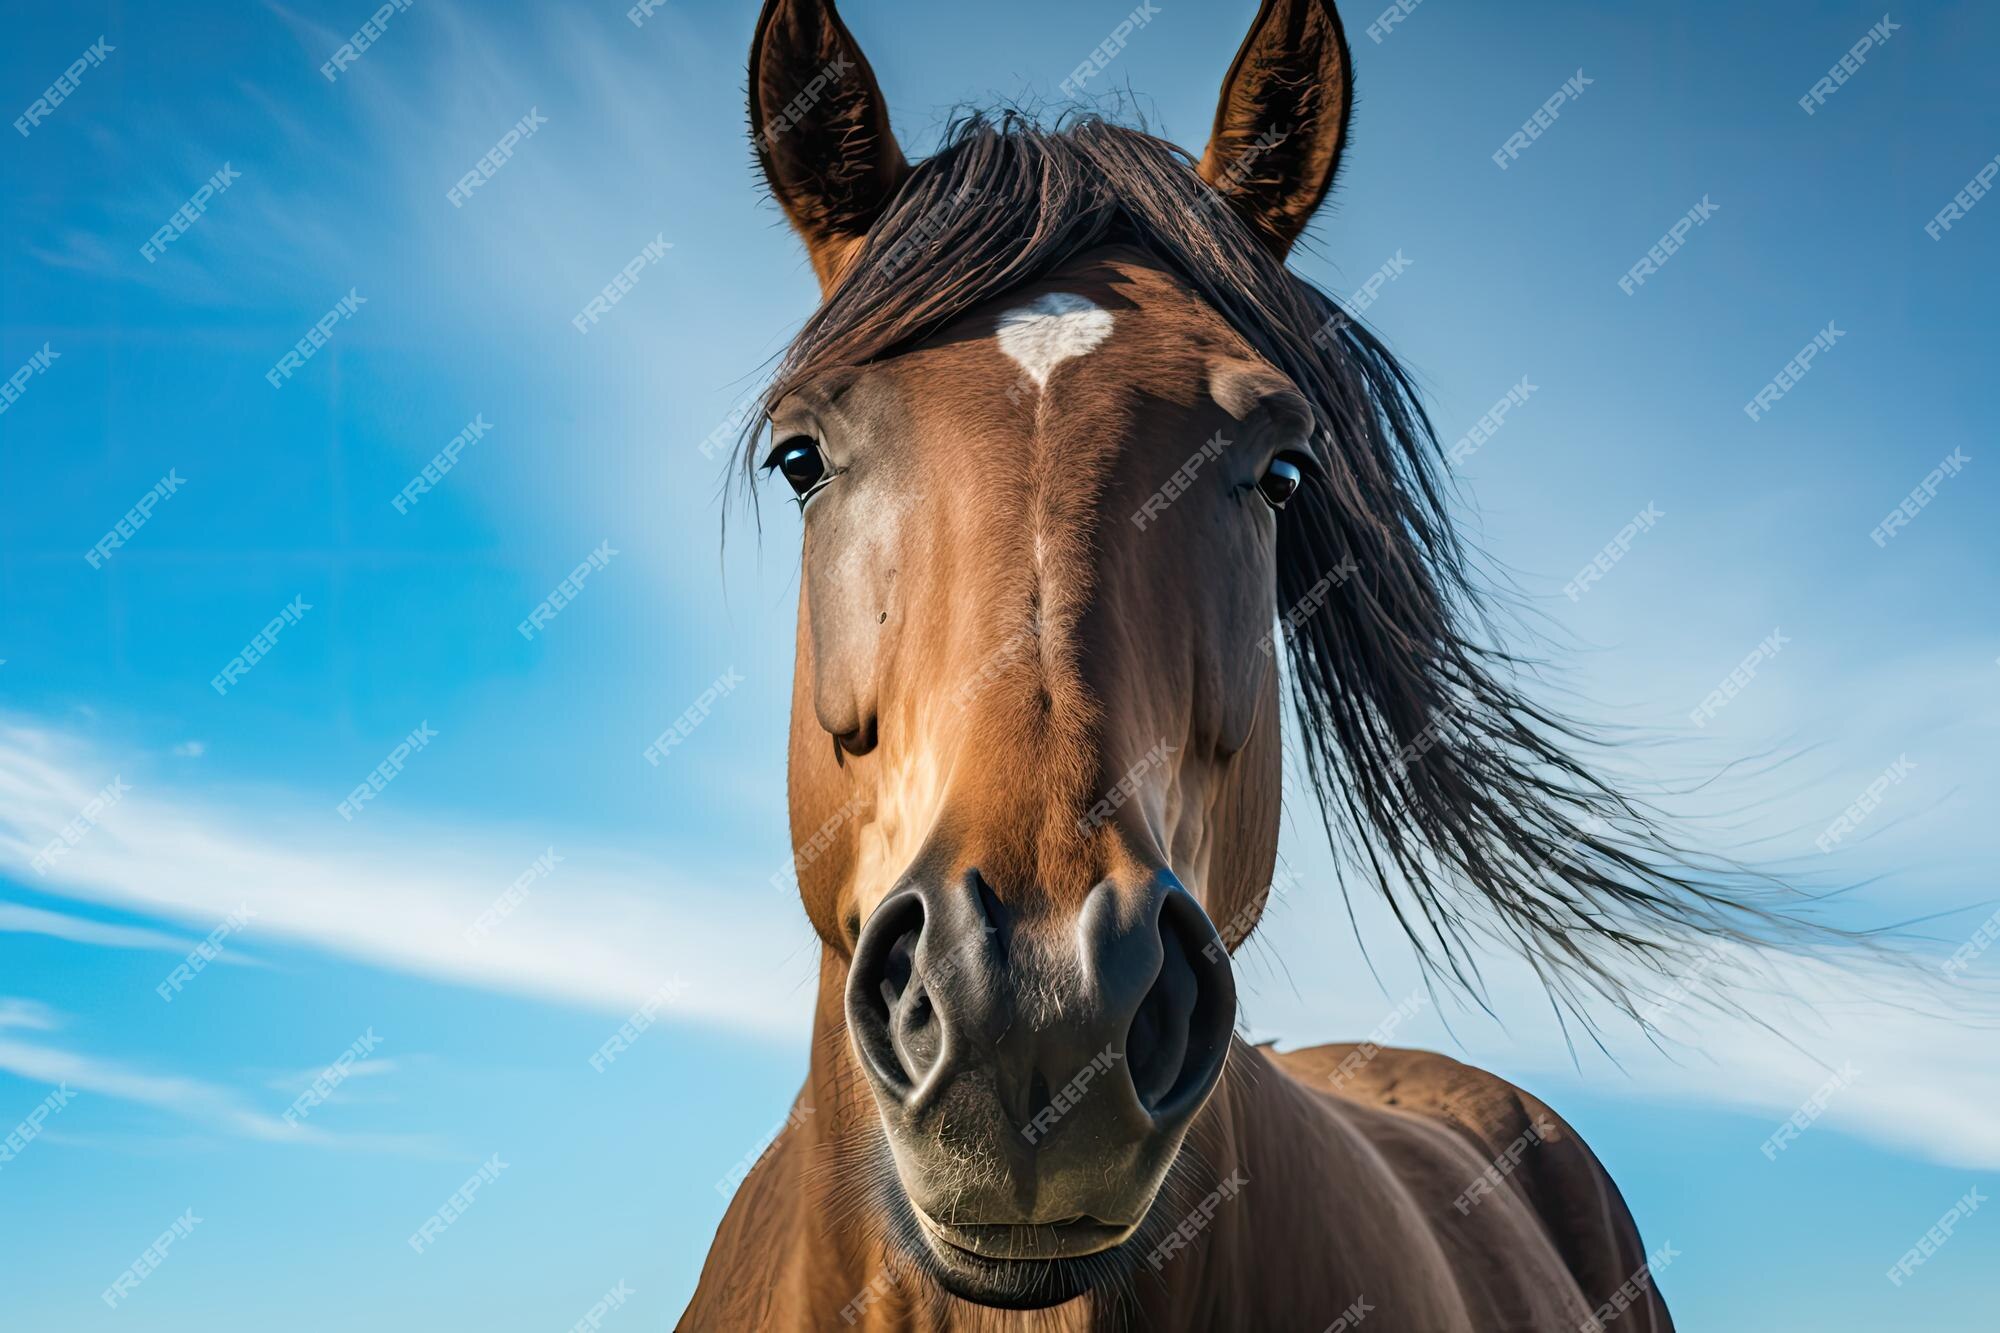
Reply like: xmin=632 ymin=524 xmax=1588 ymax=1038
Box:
xmin=847 ymin=871 xmax=1235 ymax=1138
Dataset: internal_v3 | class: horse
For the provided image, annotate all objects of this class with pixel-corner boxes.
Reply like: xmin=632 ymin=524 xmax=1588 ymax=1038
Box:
xmin=683 ymin=1 xmax=1757 ymax=1326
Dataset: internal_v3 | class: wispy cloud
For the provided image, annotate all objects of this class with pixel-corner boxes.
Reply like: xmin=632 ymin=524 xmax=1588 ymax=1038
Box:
xmin=265 ymin=1057 xmax=403 ymax=1102
xmin=0 ymin=1033 xmax=320 ymax=1144
xmin=267 ymin=1057 xmax=399 ymax=1092
xmin=0 ymin=716 xmax=814 ymax=1042
xmin=1241 ymin=867 xmax=2000 ymax=1169
xmin=0 ymin=996 xmax=59 ymax=1032
xmin=0 ymin=1000 xmax=434 ymax=1153
xmin=0 ymin=900 xmax=262 ymax=965
xmin=1524 ymin=947 xmax=2000 ymax=1168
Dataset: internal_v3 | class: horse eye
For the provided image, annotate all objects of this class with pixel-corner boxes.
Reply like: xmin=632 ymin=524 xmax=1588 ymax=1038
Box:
xmin=1257 ymin=455 xmax=1305 ymax=510
xmin=770 ymin=438 xmax=828 ymax=498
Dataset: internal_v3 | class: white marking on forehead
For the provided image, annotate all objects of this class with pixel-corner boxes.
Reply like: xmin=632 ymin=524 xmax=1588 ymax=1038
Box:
xmin=995 ymin=292 xmax=1115 ymax=390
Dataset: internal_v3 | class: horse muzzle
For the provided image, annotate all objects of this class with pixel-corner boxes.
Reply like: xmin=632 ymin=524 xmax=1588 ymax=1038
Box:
xmin=845 ymin=869 xmax=1236 ymax=1305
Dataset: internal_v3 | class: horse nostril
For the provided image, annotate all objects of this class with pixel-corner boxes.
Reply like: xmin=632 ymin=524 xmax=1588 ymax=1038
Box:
xmin=1127 ymin=891 xmax=1236 ymax=1117
xmin=850 ymin=892 xmax=936 ymax=1097
xmin=1128 ymin=927 xmax=1194 ymax=1109
xmin=885 ymin=932 xmax=944 ymax=1082
xmin=880 ymin=927 xmax=914 ymax=1008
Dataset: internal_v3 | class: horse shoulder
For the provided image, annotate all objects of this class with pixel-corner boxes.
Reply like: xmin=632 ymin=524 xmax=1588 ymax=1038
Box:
xmin=1269 ymin=1042 xmax=1675 ymax=1332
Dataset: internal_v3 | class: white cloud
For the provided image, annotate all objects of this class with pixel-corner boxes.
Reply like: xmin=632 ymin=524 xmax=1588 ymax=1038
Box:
xmin=0 ymin=717 xmax=816 ymax=1044
xmin=0 ymin=901 xmax=260 ymax=964
xmin=0 ymin=996 xmax=59 ymax=1032
xmin=267 ymin=1057 xmax=401 ymax=1094
xmin=0 ymin=1002 xmax=434 ymax=1154
xmin=0 ymin=997 xmax=368 ymax=1148
xmin=1236 ymin=846 xmax=2000 ymax=1170
xmin=0 ymin=1034 xmax=320 ymax=1144
xmin=1503 ymin=947 xmax=2000 ymax=1168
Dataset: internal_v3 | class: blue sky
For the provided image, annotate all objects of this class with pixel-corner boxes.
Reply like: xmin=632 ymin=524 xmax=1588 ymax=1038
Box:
xmin=1 ymin=0 xmax=1995 ymax=1327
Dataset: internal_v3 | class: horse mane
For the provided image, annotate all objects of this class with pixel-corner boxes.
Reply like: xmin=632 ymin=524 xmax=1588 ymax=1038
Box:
xmin=737 ymin=111 xmax=1851 ymax=1031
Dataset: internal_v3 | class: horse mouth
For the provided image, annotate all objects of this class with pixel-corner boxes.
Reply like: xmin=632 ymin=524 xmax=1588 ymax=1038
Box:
xmin=914 ymin=1205 xmax=1137 ymax=1261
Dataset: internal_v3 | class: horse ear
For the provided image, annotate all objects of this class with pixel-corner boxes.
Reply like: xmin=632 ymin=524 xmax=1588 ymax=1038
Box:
xmin=1196 ymin=0 xmax=1354 ymax=258
xmin=749 ymin=0 xmax=910 ymax=292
